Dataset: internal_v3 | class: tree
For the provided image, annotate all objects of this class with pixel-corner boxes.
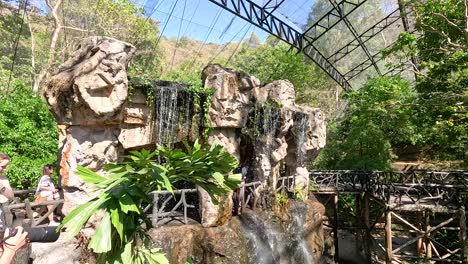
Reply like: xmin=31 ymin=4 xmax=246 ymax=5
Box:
xmin=229 ymin=42 xmax=337 ymax=115
xmin=246 ymin=32 xmax=261 ymax=48
xmin=385 ymin=0 xmax=467 ymax=161
xmin=0 ymin=0 xmax=163 ymax=91
xmin=0 ymin=81 xmax=58 ymax=188
xmin=314 ymin=76 xmax=418 ymax=170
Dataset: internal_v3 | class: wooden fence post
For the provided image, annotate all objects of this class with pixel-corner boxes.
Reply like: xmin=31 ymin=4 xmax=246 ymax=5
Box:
xmin=385 ymin=206 xmax=392 ymax=264
xmin=333 ymin=192 xmax=339 ymax=263
xmin=460 ymin=207 xmax=467 ymax=264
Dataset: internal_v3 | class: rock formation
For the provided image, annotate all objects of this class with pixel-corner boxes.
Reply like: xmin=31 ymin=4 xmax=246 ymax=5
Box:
xmin=43 ymin=37 xmax=137 ymax=213
xmin=44 ymin=37 xmax=328 ymax=262
xmin=199 ymin=64 xmax=326 ymax=223
xmin=150 ymin=200 xmax=325 ymax=264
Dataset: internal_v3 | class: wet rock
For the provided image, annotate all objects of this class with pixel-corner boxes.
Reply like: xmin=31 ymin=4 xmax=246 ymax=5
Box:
xmin=149 ymin=219 xmax=249 ymax=264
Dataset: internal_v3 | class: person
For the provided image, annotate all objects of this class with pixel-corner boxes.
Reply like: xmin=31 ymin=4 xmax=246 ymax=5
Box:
xmin=0 ymin=154 xmax=14 ymax=204
xmin=0 ymin=153 xmax=28 ymax=264
xmin=35 ymin=165 xmax=59 ymax=226
xmin=0 ymin=226 xmax=28 ymax=264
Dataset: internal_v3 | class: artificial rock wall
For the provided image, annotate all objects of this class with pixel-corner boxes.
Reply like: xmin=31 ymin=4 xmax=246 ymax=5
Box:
xmin=43 ymin=37 xmax=326 ymax=226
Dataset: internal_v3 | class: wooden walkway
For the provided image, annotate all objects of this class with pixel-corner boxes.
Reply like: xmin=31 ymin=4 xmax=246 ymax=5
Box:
xmin=146 ymin=170 xmax=467 ymax=263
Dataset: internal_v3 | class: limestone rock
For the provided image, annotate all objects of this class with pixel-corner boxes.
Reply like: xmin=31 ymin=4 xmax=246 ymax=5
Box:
xmin=118 ymin=124 xmax=153 ymax=149
xmin=43 ymin=36 xmax=136 ymax=124
xmin=202 ymin=64 xmax=258 ymax=128
xmin=149 ymin=219 xmax=249 ymax=264
xmin=208 ymin=128 xmax=240 ymax=159
xmin=263 ymin=80 xmax=296 ymax=107
xmin=197 ymin=187 xmax=234 ymax=227
xmin=294 ymin=166 xmax=310 ymax=199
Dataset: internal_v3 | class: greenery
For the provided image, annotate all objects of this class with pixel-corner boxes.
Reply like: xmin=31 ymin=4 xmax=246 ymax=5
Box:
xmin=383 ymin=0 xmax=467 ymax=162
xmin=59 ymin=140 xmax=241 ymax=263
xmin=229 ymin=40 xmax=336 ymax=109
xmin=314 ymin=77 xmax=417 ymax=170
xmin=0 ymin=81 xmax=58 ymax=188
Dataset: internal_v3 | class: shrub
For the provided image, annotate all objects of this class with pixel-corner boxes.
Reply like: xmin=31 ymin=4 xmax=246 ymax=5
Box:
xmin=0 ymin=81 xmax=58 ymax=189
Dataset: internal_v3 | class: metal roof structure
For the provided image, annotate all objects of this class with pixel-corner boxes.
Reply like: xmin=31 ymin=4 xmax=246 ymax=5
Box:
xmin=206 ymin=0 xmax=415 ymax=90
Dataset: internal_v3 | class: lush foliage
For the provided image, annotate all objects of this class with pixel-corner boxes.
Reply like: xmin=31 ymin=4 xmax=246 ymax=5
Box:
xmin=315 ymin=77 xmax=417 ymax=170
xmin=0 ymin=0 xmax=162 ymax=90
xmin=229 ymin=40 xmax=335 ymax=107
xmin=59 ymin=141 xmax=241 ymax=263
xmin=0 ymin=81 xmax=58 ymax=188
xmin=384 ymin=0 xmax=467 ymax=161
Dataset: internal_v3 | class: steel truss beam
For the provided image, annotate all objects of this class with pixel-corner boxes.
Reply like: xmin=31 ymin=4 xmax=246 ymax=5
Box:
xmin=328 ymin=0 xmax=381 ymax=75
xmin=344 ymin=29 xmax=418 ymax=81
xmin=302 ymin=0 xmax=367 ymax=46
xmin=260 ymin=0 xmax=286 ymax=24
xmin=328 ymin=8 xmax=404 ymax=64
xmin=208 ymin=0 xmax=352 ymax=90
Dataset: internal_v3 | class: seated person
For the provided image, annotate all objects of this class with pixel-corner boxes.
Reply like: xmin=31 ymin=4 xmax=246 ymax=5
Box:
xmin=35 ymin=165 xmax=59 ymax=226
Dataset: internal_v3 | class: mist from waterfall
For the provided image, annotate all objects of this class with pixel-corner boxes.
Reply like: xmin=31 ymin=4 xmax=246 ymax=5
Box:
xmin=154 ymin=86 xmax=196 ymax=146
xmin=239 ymin=205 xmax=315 ymax=264
xmin=295 ymin=113 xmax=309 ymax=166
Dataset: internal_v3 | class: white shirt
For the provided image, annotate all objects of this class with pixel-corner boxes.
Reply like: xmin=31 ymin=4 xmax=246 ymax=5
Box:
xmin=36 ymin=175 xmax=55 ymax=197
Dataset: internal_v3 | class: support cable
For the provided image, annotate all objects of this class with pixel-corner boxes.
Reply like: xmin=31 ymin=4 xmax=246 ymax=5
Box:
xmin=188 ymin=9 xmax=222 ymax=68
xmin=169 ymin=0 xmax=187 ymax=71
xmin=154 ymin=0 xmax=179 ymax=48
xmin=208 ymin=22 xmax=249 ymax=64
xmin=328 ymin=0 xmax=381 ymax=75
xmin=226 ymin=24 xmax=252 ymax=65
xmin=181 ymin=0 xmax=200 ymax=37
xmin=7 ymin=0 xmax=28 ymax=90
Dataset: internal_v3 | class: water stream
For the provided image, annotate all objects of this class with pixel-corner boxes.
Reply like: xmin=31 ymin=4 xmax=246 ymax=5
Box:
xmin=239 ymin=205 xmax=316 ymax=264
xmin=295 ymin=113 xmax=309 ymax=167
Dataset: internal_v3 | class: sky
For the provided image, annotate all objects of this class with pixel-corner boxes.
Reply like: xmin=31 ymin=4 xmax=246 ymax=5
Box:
xmin=136 ymin=0 xmax=317 ymax=44
xmin=29 ymin=0 xmax=399 ymax=45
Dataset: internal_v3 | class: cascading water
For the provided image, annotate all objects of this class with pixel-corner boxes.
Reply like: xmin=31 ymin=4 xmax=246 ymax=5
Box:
xmin=262 ymin=105 xmax=280 ymax=154
xmin=239 ymin=205 xmax=317 ymax=264
xmin=295 ymin=113 xmax=309 ymax=167
xmin=239 ymin=211 xmax=285 ymax=263
xmin=154 ymin=86 xmax=179 ymax=145
xmin=287 ymin=203 xmax=315 ymax=264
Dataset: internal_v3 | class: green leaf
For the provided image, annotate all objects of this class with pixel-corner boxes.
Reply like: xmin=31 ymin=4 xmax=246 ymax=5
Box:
xmin=60 ymin=194 xmax=110 ymax=237
xmin=211 ymin=172 xmax=225 ymax=186
xmin=88 ymin=211 xmax=112 ymax=253
xmin=76 ymin=166 xmax=107 ymax=184
xmin=119 ymin=193 xmax=140 ymax=214
xmin=146 ymin=250 xmax=169 ymax=264
xmin=121 ymin=240 xmax=133 ymax=264
xmin=110 ymin=202 xmax=124 ymax=241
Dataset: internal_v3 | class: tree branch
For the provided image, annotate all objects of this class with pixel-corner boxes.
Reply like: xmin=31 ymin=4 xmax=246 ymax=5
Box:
xmin=432 ymin=12 xmax=463 ymax=33
xmin=61 ymin=26 xmax=93 ymax=33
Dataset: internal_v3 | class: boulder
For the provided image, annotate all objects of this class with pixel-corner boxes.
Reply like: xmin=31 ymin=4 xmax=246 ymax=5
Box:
xmin=202 ymin=64 xmax=257 ymax=128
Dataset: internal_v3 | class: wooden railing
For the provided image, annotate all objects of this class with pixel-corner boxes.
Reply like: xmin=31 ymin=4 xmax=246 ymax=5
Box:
xmin=1 ymin=190 xmax=64 ymax=227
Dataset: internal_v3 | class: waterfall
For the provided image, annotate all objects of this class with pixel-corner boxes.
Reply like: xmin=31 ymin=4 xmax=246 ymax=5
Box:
xmin=295 ymin=113 xmax=309 ymax=166
xmin=239 ymin=207 xmax=316 ymax=264
xmin=154 ymin=86 xmax=179 ymax=145
xmin=288 ymin=203 xmax=315 ymax=264
xmin=262 ymin=105 xmax=280 ymax=154
xmin=183 ymin=91 xmax=192 ymax=132
xmin=239 ymin=211 xmax=284 ymax=263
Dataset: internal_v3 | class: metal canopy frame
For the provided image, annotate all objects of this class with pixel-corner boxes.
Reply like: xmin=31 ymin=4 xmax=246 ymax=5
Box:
xmin=207 ymin=0 xmax=409 ymax=90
